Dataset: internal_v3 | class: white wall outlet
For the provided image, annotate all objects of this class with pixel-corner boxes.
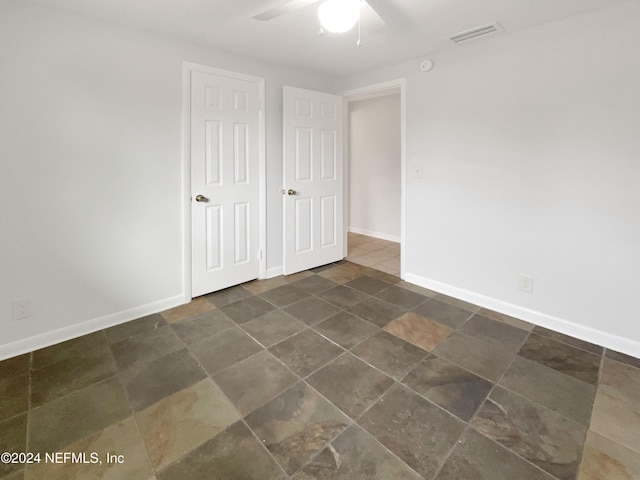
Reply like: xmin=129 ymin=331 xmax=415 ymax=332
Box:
xmin=12 ymin=298 xmax=33 ymax=320
xmin=518 ymin=274 xmax=534 ymax=294
xmin=412 ymin=163 xmax=423 ymax=178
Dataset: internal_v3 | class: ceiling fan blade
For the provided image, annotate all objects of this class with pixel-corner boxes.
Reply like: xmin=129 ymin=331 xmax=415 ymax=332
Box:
xmin=253 ymin=0 xmax=319 ymax=21
xmin=360 ymin=1 xmax=388 ymax=37
xmin=364 ymin=0 xmax=413 ymax=30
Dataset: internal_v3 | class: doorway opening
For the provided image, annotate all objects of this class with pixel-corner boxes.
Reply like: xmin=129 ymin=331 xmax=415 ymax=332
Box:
xmin=343 ymin=82 xmax=404 ymax=278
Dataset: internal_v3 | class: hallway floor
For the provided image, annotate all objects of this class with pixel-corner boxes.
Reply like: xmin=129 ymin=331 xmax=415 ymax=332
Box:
xmin=1 ymin=261 xmax=639 ymax=479
xmin=346 ymin=232 xmax=400 ymax=276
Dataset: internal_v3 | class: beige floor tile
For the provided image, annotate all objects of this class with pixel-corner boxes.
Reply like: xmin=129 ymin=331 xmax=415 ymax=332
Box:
xmin=356 ymin=241 xmax=387 ymax=252
xmin=283 ymin=271 xmax=314 ymax=283
xmin=578 ymin=431 xmax=640 ymax=480
xmin=318 ymin=265 xmax=363 ymax=283
xmin=590 ymin=389 xmax=640 ymax=454
xmin=25 ymin=417 xmax=153 ymax=480
xmin=243 ymin=276 xmax=289 ymax=294
xmin=384 ymin=312 xmax=454 ymax=352
xmin=136 ymin=379 xmax=240 ymax=470
xmin=161 ymin=298 xmax=214 ymax=324
xmin=349 ymin=255 xmax=379 ymax=267
xmin=599 ymin=357 xmax=640 ymax=403
xmin=377 ymin=257 xmax=401 ymax=268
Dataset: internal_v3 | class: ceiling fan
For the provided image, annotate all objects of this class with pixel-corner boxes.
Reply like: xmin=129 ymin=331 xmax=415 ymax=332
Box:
xmin=253 ymin=0 xmax=411 ymax=37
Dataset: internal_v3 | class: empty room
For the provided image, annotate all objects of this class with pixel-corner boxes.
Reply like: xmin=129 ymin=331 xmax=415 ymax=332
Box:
xmin=1 ymin=0 xmax=639 ymax=479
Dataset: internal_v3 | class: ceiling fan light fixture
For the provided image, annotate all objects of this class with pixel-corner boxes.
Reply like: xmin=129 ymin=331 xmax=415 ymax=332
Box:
xmin=318 ymin=0 xmax=361 ymax=34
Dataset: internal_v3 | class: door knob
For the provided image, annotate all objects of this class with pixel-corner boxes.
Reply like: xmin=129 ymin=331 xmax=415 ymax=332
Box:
xmin=287 ymin=189 xmax=296 ymax=196
xmin=195 ymin=194 xmax=209 ymax=203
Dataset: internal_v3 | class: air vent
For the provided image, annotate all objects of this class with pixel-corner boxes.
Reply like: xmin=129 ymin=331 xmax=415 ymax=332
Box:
xmin=450 ymin=23 xmax=503 ymax=44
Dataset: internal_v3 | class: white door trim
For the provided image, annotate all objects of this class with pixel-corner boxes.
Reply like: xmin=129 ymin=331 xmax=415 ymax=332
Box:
xmin=182 ymin=62 xmax=266 ymax=302
xmin=340 ymin=78 xmax=407 ymax=279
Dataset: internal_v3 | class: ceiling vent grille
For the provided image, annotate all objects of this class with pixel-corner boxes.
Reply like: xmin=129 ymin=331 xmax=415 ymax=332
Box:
xmin=450 ymin=23 xmax=503 ymax=44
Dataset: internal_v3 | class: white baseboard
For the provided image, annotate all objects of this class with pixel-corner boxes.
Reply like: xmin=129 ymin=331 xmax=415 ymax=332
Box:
xmin=405 ymin=272 xmax=640 ymax=359
xmin=266 ymin=266 xmax=283 ymax=279
xmin=0 ymin=294 xmax=187 ymax=361
xmin=349 ymin=227 xmax=400 ymax=243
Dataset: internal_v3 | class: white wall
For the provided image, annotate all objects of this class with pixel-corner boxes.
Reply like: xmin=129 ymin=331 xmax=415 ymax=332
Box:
xmin=0 ymin=0 xmax=335 ymax=358
xmin=337 ymin=2 xmax=640 ymax=356
xmin=348 ymin=93 xmax=401 ymax=241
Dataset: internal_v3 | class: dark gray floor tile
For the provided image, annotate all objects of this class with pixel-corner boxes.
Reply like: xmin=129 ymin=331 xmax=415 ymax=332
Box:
xmin=104 ymin=314 xmax=166 ymax=345
xmin=434 ymin=332 xmax=519 ymax=382
xmin=213 ymin=351 xmax=298 ymax=416
xmin=347 ymin=297 xmax=406 ymax=328
xmin=307 ymin=353 xmax=394 ymax=419
xmin=314 ymin=311 xmax=379 ymax=349
xmin=204 ymin=285 xmax=253 ymax=307
xmin=317 ymin=285 xmax=370 ymax=309
xmin=402 ymin=356 xmax=493 ymax=422
xmin=358 ymin=384 xmax=465 ymax=480
xmin=190 ymin=327 xmax=262 ymax=375
xmin=170 ymin=309 xmax=235 ymax=345
xmin=477 ymin=308 xmax=534 ymax=331
xmin=434 ymin=294 xmax=480 ymax=313
xmin=2 ymin=469 xmax=24 ymax=480
xmin=0 ymin=374 xmax=29 ymax=422
xmin=28 ymin=376 xmax=130 ymax=453
xmin=375 ymin=286 xmax=426 ymax=309
xmin=31 ymin=344 xmax=117 ymax=407
xmin=295 ymin=425 xmax=422 ymax=480
xmin=32 ymin=332 xmax=106 ymax=369
xmin=397 ymin=281 xmax=437 ymax=297
xmin=605 ymin=349 xmax=640 ymax=369
xmin=345 ymin=276 xmax=392 ymax=295
xmin=362 ymin=268 xmax=402 ymax=285
xmin=121 ymin=348 xmax=207 ymax=412
xmin=0 ymin=414 xmax=27 ymax=478
xmin=472 ymin=386 xmax=587 ymax=480
xmin=157 ymin=421 xmax=287 ymax=480
xmin=242 ymin=310 xmax=307 ymax=348
xmin=413 ymin=298 xmax=473 ymax=329
xmin=110 ymin=325 xmax=185 ymax=371
xmin=519 ymin=333 xmax=601 ymax=385
xmin=220 ymin=296 xmax=277 ymax=324
xmin=311 ymin=263 xmax=339 ymax=273
xmin=284 ymin=297 xmax=342 ymax=326
xmin=270 ymin=330 xmax=343 ymax=377
xmin=533 ymin=326 xmax=603 ymax=355
xmin=436 ymin=429 xmax=555 ymax=480
xmin=260 ymin=284 xmax=311 ymax=307
xmin=351 ymin=331 xmax=427 ymax=380
xmin=290 ymin=275 xmax=339 ymax=294
xmin=0 ymin=354 xmax=29 ymax=380
xmin=245 ymin=382 xmax=350 ymax=475
xmin=499 ymin=355 xmax=596 ymax=425
xmin=459 ymin=314 xmax=529 ymax=348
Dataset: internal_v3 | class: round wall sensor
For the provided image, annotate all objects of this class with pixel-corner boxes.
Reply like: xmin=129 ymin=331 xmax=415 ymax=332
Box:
xmin=420 ymin=59 xmax=434 ymax=72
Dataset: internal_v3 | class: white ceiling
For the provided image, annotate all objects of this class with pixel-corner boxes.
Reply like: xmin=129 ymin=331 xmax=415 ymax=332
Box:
xmin=33 ymin=0 xmax=630 ymax=77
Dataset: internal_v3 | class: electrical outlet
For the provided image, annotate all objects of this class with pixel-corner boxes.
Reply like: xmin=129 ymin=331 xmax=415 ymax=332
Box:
xmin=518 ymin=275 xmax=534 ymax=294
xmin=12 ymin=298 xmax=33 ymax=320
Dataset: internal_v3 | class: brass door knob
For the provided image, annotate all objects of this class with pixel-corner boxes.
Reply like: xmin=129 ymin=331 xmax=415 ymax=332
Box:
xmin=287 ymin=189 xmax=296 ymax=196
xmin=195 ymin=195 xmax=209 ymax=203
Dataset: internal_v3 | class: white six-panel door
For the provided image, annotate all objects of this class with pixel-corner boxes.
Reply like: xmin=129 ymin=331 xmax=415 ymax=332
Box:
xmin=191 ymin=70 xmax=261 ymax=297
xmin=283 ymin=86 xmax=344 ymax=275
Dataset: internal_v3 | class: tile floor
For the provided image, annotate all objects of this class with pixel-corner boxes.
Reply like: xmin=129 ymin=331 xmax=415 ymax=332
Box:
xmin=346 ymin=232 xmax=400 ymax=276
xmin=1 ymin=261 xmax=640 ymax=479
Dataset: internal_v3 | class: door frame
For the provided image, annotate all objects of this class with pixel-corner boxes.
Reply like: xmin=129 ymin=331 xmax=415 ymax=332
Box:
xmin=340 ymin=78 xmax=407 ymax=279
xmin=181 ymin=62 xmax=267 ymax=302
